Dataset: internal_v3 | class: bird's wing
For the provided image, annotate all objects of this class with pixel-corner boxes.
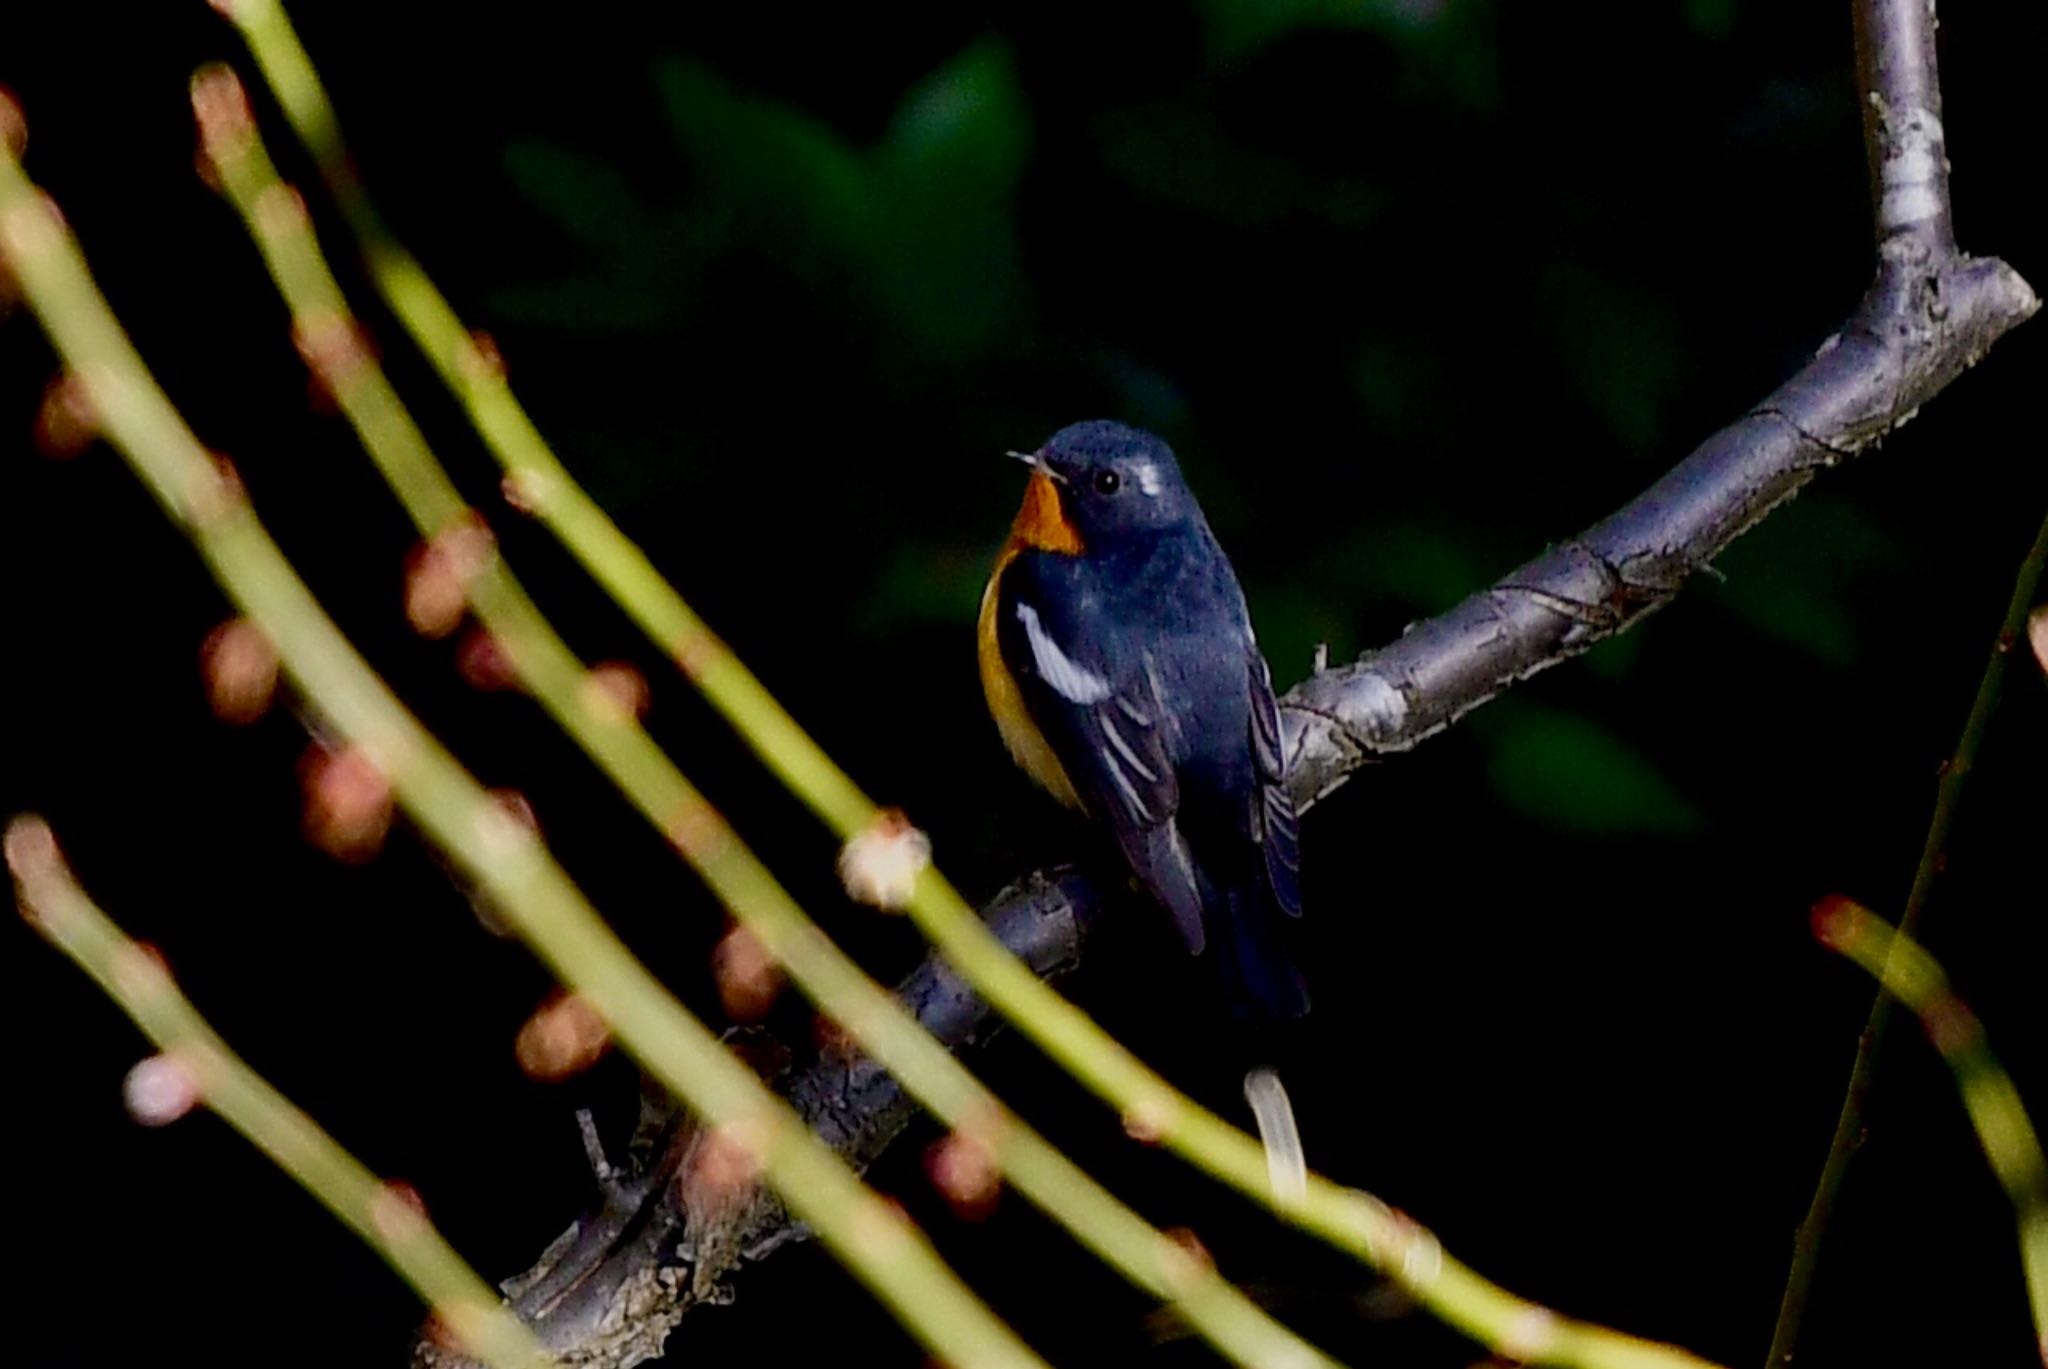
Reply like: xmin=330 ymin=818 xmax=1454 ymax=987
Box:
xmin=1246 ymin=640 xmax=1303 ymax=918
xmin=998 ymin=586 xmax=1208 ymax=953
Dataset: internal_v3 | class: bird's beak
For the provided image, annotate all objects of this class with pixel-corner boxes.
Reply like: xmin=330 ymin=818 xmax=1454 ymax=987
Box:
xmin=1004 ymin=449 xmax=1066 ymax=484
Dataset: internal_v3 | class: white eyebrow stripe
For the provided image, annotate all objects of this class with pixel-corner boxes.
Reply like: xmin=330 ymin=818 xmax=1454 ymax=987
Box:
xmin=1015 ymin=602 xmax=1113 ymax=704
xmin=1099 ymin=712 xmax=1159 ymax=783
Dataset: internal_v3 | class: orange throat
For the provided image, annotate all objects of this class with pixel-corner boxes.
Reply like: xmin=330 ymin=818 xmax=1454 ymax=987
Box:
xmin=1009 ymin=467 xmax=1084 ymax=555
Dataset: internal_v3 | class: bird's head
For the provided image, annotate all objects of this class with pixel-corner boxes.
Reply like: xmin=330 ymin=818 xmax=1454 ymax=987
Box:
xmin=1006 ymin=420 xmax=1198 ymax=554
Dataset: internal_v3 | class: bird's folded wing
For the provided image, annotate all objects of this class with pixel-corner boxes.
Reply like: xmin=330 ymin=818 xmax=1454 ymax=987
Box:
xmin=1247 ymin=644 xmax=1303 ymax=918
xmin=1003 ymin=593 xmax=1208 ymax=953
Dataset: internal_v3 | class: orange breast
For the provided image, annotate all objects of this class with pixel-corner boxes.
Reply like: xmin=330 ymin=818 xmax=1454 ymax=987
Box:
xmin=979 ymin=529 xmax=1085 ymax=811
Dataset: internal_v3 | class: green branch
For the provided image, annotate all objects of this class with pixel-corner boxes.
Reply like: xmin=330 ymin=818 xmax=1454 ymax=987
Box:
xmin=192 ymin=63 xmax=1341 ymax=1369
xmin=1769 ymin=504 xmax=2048 ymax=1366
xmin=5 ymin=815 xmax=553 ymax=1369
xmin=0 ymin=138 xmax=1042 ymax=1369
xmin=1812 ymin=898 xmax=2048 ymax=1351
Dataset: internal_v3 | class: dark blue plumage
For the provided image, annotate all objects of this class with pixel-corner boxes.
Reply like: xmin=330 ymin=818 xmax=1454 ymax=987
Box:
xmin=979 ymin=420 xmax=1307 ymax=1019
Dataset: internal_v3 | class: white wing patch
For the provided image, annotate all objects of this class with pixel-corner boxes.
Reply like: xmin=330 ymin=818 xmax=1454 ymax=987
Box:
xmin=1015 ymin=602 xmax=1113 ymax=704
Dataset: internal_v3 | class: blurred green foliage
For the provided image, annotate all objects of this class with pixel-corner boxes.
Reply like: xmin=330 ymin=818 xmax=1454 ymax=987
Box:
xmin=498 ymin=40 xmax=1030 ymax=358
xmin=1479 ymin=701 xmax=1705 ymax=834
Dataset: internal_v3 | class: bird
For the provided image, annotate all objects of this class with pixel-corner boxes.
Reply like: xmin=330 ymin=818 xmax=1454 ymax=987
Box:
xmin=978 ymin=419 xmax=1307 ymax=1019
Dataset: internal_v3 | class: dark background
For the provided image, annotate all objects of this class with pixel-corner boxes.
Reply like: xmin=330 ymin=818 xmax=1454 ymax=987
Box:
xmin=4 ymin=3 xmax=2043 ymax=1365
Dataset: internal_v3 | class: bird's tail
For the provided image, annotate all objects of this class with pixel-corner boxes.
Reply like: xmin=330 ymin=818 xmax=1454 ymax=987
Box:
xmin=1220 ymin=880 xmax=1310 ymax=1020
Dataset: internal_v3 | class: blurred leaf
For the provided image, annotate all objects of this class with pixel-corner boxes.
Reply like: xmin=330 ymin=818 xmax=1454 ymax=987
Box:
xmin=1315 ymin=522 xmax=1490 ymax=616
xmin=655 ymin=59 xmax=873 ymax=276
xmin=1580 ymin=627 xmax=1646 ymax=680
xmin=495 ymin=42 xmax=1030 ymax=358
xmin=1712 ymin=497 xmax=1897 ymax=666
xmin=1686 ymin=0 xmax=1738 ymax=40
xmin=1199 ymin=0 xmax=1445 ymax=62
xmin=1352 ymin=337 xmax=1439 ymax=433
xmin=500 ymin=144 xmax=657 ymax=254
xmin=1096 ymin=102 xmax=1389 ymax=230
xmin=1482 ymin=702 xmax=1703 ymax=834
xmin=1196 ymin=0 xmax=1498 ymax=108
xmin=885 ymin=41 xmax=1030 ymax=191
xmin=1247 ymin=584 xmax=1354 ymax=693
xmin=494 ymin=143 xmax=714 ymax=331
xmin=868 ymin=39 xmax=1033 ymax=353
xmin=1537 ymin=261 xmax=1682 ymax=453
xmin=859 ymin=540 xmax=1001 ymax=630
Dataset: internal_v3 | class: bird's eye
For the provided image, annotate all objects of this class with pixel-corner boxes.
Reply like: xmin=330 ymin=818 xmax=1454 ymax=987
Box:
xmin=1092 ymin=468 xmax=1122 ymax=495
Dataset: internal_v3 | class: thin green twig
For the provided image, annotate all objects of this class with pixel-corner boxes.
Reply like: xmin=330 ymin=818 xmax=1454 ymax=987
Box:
xmin=218 ymin=0 xmax=875 ymax=835
xmin=194 ymin=65 xmax=1342 ymax=1369
xmin=1812 ymin=898 xmax=2048 ymax=1356
xmin=1768 ymin=506 xmax=2048 ymax=1367
xmin=5 ymin=816 xmax=554 ymax=1369
xmin=211 ymin=8 xmax=1726 ymax=1365
xmin=0 ymin=141 xmax=1043 ymax=1369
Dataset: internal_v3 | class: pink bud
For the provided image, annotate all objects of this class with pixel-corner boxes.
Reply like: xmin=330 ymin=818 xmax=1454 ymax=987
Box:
xmin=461 ymin=330 xmax=505 ymax=383
xmin=712 ymin=925 xmax=782 ymax=1022
xmin=291 ymin=310 xmax=373 ymax=402
xmin=404 ymin=518 xmax=494 ymax=639
xmin=456 ymin=628 xmax=519 ymax=692
xmin=687 ymin=1117 xmax=768 ymax=1203
xmin=300 ymin=744 xmax=394 ymax=862
xmin=925 ymin=1128 xmax=1001 ymax=1221
xmin=499 ymin=468 xmax=549 ymax=515
xmin=581 ymin=661 xmax=650 ymax=725
xmin=189 ymin=65 xmax=253 ymax=164
xmin=200 ymin=618 xmax=279 ymax=724
xmin=0 ymin=84 xmax=25 ymax=157
xmin=837 ymin=808 xmax=931 ymax=912
xmin=1121 ymin=1097 xmax=1171 ymax=1146
xmin=1158 ymin=1227 xmax=1214 ymax=1292
xmin=515 ymin=991 xmax=611 ymax=1081
xmin=124 ymin=1052 xmax=201 ymax=1126
xmin=32 ymin=371 xmax=96 ymax=459
xmin=370 ymin=1179 xmax=430 ymax=1244
xmin=1809 ymin=894 xmax=1865 ymax=951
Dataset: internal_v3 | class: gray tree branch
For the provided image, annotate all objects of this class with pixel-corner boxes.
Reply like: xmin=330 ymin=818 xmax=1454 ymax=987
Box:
xmin=417 ymin=871 xmax=1103 ymax=1367
xmin=425 ymin=2 xmax=2036 ymax=1364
